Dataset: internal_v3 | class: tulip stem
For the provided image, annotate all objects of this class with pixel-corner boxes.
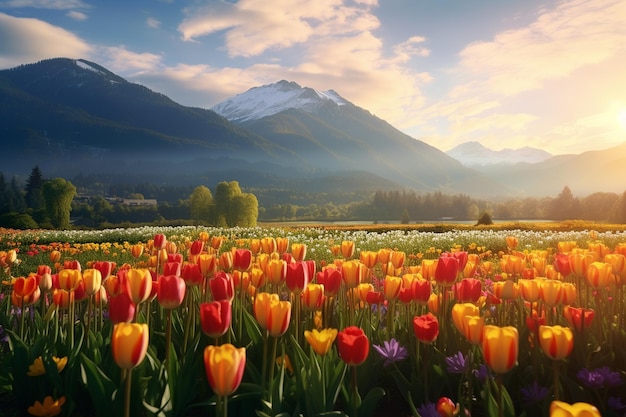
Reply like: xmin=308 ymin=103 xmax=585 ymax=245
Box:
xmin=553 ymin=360 xmax=560 ymax=400
xmin=496 ymin=374 xmax=503 ymax=417
xmin=267 ymin=335 xmax=279 ymax=405
xmin=124 ymin=368 xmax=132 ymax=417
xmin=165 ymin=309 xmax=172 ymax=367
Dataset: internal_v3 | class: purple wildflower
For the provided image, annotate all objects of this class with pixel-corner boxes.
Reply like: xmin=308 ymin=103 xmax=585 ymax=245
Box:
xmin=416 ymin=402 xmax=439 ymax=417
xmin=373 ymin=338 xmax=408 ymax=367
xmin=520 ymin=381 xmax=549 ymax=405
xmin=577 ymin=367 xmax=623 ymax=389
xmin=473 ymin=364 xmax=489 ymax=383
xmin=608 ymin=396 xmax=626 ymax=413
xmin=445 ymin=351 xmax=468 ymax=374
xmin=0 ymin=325 xmax=7 ymax=343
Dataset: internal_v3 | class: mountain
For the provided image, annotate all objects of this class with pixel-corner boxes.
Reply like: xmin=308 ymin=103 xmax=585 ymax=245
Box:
xmin=0 ymin=58 xmax=306 ymax=183
xmin=211 ymin=80 xmax=504 ymax=195
xmin=446 ymin=141 xmax=553 ymax=166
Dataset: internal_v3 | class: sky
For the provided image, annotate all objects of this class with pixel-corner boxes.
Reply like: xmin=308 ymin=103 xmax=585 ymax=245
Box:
xmin=1 ymin=0 xmax=626 ymax=156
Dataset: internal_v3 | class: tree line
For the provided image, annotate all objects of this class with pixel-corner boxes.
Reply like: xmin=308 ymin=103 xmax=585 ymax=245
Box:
xmin=2 ymin=167 xmax=626 ymax=230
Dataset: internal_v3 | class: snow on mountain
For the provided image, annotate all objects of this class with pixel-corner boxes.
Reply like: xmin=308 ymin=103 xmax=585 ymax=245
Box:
xmin=447 ymin=141 xmax=553 ymax=166
xmin=211 ymin=80 xmax=347 ymax=122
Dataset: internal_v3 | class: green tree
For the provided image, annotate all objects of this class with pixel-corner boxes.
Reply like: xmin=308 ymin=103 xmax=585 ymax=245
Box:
xmin=400 ymin=208 xmax=410 ymax=224
xmin=25 ymin=165 xmax=45 ymax=210
xmin=42 ymin=178 xmax=77 ymax=229
xmin=214 ymin=181 xmax=258 ymax=227
xmin=232 ymin=193 xmax=258 ymax=227
xmin=189 ymin=185 xmax=214 ymax=223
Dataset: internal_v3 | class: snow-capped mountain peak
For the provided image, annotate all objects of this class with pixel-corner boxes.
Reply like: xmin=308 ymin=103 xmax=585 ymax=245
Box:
xmin=447 ymin=141 xmax=553 ymax=166
xmin=211 ymin=80 xmax=348 ymax=122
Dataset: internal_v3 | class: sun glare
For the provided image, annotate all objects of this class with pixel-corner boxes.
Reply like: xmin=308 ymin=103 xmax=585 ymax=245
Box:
xmin=618 ymin=108 xmax=626 ymax=130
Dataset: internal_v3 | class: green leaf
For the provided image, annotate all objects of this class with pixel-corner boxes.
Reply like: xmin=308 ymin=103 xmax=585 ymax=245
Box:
xmin=79 ymin=353 xmax=117 ymax=417
xmin=358 ymin=386 xmax=386 ymax=417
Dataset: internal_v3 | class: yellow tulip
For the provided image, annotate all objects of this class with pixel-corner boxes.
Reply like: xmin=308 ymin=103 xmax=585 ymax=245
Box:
xmin=539 ymin=325 xmax=574 ymax=361
xmin=549 ymin=400 xmax=600 ymax=417
xmin=304 ymin=328 xmax=338 ymax=355
xmin=111 ymin=323 xmax=149 ymax=370
xmin=204 ymin=343 xmax=246 ymax=397
xmin=481 ymin=325 xmax=518 ymax=374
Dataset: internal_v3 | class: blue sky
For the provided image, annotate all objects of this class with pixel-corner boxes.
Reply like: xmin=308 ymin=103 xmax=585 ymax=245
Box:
xmin=1 ymin=0 xmax=625 ymax=155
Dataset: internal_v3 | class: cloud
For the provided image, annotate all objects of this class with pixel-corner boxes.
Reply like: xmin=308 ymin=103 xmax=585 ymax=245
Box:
xmin=66 ymin=10 xmax=86 ymax=20
xmin=101 ymin=45 xmax=162 ymax=73
xmin=146 ymin=17 xmax=160 ymax=29
xmin=0 ymin=12 xmax=91 ymax=68
xmin=0 ymin=0 xmax=88 ymax=9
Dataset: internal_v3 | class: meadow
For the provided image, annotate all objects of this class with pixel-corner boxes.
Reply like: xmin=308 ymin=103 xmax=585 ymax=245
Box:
xmin=0 ymin=222 xmax=624 ymax=417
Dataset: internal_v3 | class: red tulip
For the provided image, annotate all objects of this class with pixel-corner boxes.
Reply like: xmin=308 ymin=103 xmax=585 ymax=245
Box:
xmin=411 ymin=278 xmax=432 ymax=305
xmin=413 ymin=313 xmax=439 ymax=343
xmin=337 ymin=326 xmax=369 ymax=366
xmin=286 ymin=261 xmax=309 ymax=294
xmin=190 ymin=240 xmax=204 ymax=256
xmin=92 ymin=261 xmax=116 ymax=279
xmin=153 ymin=234 xmax=167 ymax=250
xmin=157 ymin=274 xmax=186 ymax=309
xmin=210 ymin=271 xmax=234 ymax=301
xmin=563 ymin=306 xmax=594 ymax=332
xmin=434 ymin=254 xmax=460 ymax=286
xmin=108 ymin=291 xmax=136 ymax=324
xmin=316 ymin=267 xmax=342 ymax=297
xmin=181 ymin=263 xmax=204 ymax=286
xmin=454 ymin=277 xmax=482 ymax=303
xmin=200 ymin=300 xmax=232 ymax=338
xmin=163 ymin=261 xmax=181 ymax=277
xmin=233 ymin=248 xmax=252 ymax=272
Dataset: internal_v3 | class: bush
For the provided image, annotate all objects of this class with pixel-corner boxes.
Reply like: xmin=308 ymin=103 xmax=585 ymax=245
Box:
xmin=476 ymin=211 xmax=493 ymax=225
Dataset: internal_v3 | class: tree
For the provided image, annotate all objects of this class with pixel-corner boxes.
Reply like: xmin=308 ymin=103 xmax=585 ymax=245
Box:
xmin=42 ymin=178 xmax=77 ymax=229
xmin=189 ymin=185 xmax=214 ymax=223
xmin=549 ymin=186 xmax=578 ymax=220
xmin=214 ymin=181 xmax=258 ymax=227
xmin=400 ymin=208 xmax=410 ymax=224
xmin=476 ymin=211 xmax=493 ymax=225
xmin=25 ymin=166 xmax=45 ymax=210
xmin=232 ymin=193 xmax=258 ymax=227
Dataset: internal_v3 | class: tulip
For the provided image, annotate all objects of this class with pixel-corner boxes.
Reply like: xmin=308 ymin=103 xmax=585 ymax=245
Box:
xmin=233 ymin=248 xmax=252 ymax=272
xmin=390 ymin=251 xmax=405 ymax=269
xmin=275 ymin=237 xmax=289 ymax=254
xmin=12 ymin=275 xmax=40 ymax=306
xmin=153 ymin=233 xmax=167 ymax=250
xmin=190 ymin=240 xmax=204 ymax=257
xmin=301 ymin=283 xmax=325 ymax=310
xmin=563 ymin=306 xmax=594 ymax=332
xmin=82 ymin=268 xmax=102 ymax=296
xmin=111 ymin=322 xmax=149 ymax=369
xmin=451 ymin=302 xmax=479 ymax=335
xmin=52 ymin=289 xmax=71 ymax=310
xmin=481 ymin=325 xmax=518 ymax=374
xmin=254 ymin=292 xmax=291 ymax=337
xmin=519 ymin=278 xmax=541 ymax=303
xmin=421 ymin=259 xmax=437 ymax=280
xmin=92 ymin=261 xmax=116 ymax=280
xmin=49 ymin=250 xmax=62 ymax=263
xmin=539 ymin=325 xmax=573 ymax=361
xmin=359 ymin=250 xmax=378 ymax=269
xmin=549 ymin=400 xmax=600 ymax=417
xmin=462 ymin=315 xmax=485 ymax=345
xmin=540 ymin=279 xmax=563 ymax=308
xmin=604 ymin=253 xmax=625 ymax=275
xmin=505 ymin=236 xmax=518 ymax=249
xmin=286 ymin=261 xmax=309 ymax=294
xmin=130 ymin=244 xmax=144 ymax=259
xmin=383 ymin=275 xmax=402 ymax=301
xmin=342 ymin=260 xmax=365 ymax=289
xmin=500 ymin=254 xmax=524 ymax=276
xmin=291 ymin=243 xmax=307 ymax=261
xmin=265 ymin=258 xmax=288 ymax=286
xmin=27 ymin=396 xmax=66 ymax=417
xmin=337 ymin=326 xmax=369 ymax=366
xmin=210 ymin=236 xmax=224 ymax=251
xmin=454 ymin=277 xmax=481 ymax=303
xmin=58 ymin=268 xmax=82 ymax=291
xmin=261 ymin=237 xmax=277 ymax=254
xmin=157 ymin=274 xmax=186 ymax=309
xmin=585 ymin=261 xmax=612 ymax=289
xmin=249 ymin=266 xmax=265 ymax=289
xmin=304 ymin=328 xmax=338 ymax=356
xmin=198 ymin=253 xmax=217 ymax=277
xmin=434 ymin=254 xmax=459 ymax=286
xmin=553 ymin=253 xmax=572 ymax=277
xmin=437 ymin=397 xmax=459 ymax=417
xmin=200 ymin=300 xmax=232 ymax=339
xmin=204 ymin=343 xmax=246 ymax=397
xmin=560 ymin=282 xmax=577 ymax=305
xmin=412 ymin=278 xmax=432 ymax=305
xmin=219 ymin=251 xmax=233 ymax=271
xmin=210 ymin=271 xmax=235 ymax=301
xmin=569 ymin=252 xmax=593 ymax=276
xmin=181 ymin=263 xmax=204 ymax=286
xmin=341 ymin=240 xmax=355 ymax=259
xmin=163 ymin=261 xmax=182 ymax=277
xmin=365 ymin=289 xmax=384 ymax=305
xmin=108 ymin=291 xmax=136 ymax=324
xmin=413 ymin=313 xmax=439 ymax=343
xmin=317 ymin=267 xmax=342 ymax=297
xmin=125 ymin=268 xmax=153 ymax=305
xmin=492 ymin=280 xmax=519 ymax=301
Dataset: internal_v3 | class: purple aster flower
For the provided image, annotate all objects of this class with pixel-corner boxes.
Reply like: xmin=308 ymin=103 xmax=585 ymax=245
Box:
xmin=445 ymin=351 xmax=468 ymax=374
xmin=520 ymin=381 xmax=549 ymax=405
xmin=608 ymin=396 xmax=626 ymax=412
xmin=473 ymin=364 xmax=489 ymax=383
xmin=416 ymin=402 xmax=439 ymax=417
xmin=577 ymin=367 xmax=623 ymax=389
xmin=373 ymin=338 xmax=408 ymax=367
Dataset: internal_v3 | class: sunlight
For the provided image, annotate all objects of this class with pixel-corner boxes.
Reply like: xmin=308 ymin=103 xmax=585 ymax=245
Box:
xmin=618 ymin=108 xmax=626 ymax=129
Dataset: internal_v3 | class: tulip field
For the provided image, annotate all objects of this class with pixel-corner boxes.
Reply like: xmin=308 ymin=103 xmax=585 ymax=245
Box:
xmin=0 ymin=224 xmax=625 ymax=417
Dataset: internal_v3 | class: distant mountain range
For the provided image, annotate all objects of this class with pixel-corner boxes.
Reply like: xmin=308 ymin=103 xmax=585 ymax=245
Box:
xmin=1 ymin=57 xmax=625 ymax=200
xmin=446 ymin=141 xmax=553 ymax=166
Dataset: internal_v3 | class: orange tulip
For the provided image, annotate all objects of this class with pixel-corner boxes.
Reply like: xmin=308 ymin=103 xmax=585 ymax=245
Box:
xmin=111 ymin=322 xmax=149 ymax=369
xmin=481 ymin=325 xmax=518 ymax=374
xmin=342 ymin=260 xmax=365 ymax=288
xmin=341 ymin=240 xmax=355 ymax=259
xmin=254 ymin=292 xmax=291 ymax=337
xmin=377 ymin=248 xmax=392 ymax=265
xmin=421 ymin=259 xmax=437 ymax=281
xmin=359 ymin=250 xmax=378 ymax=269
xmin=265 ymin=258 xmax=287 ymax=285
xmin=276 ymin=237 xmax=289 ymax=254
xmin=500 ymin=254 xmax=525 ymax=276
xmin=560 ymin=282 xmax=577 ymax=305
xmin=569 ymin=252 xmax=593 ymax=276
xmin=204 ymin=343 xmax=246 ymax=397
xmin=301 ymin=283 xmax=325 ymax=311
xmin=125 ymin=268 xmax=153 ymax=305
xmin=538 ymin=325 xmax=573 ymax=361
xmin=198 ymin=253 xmax=217 ymax=277
xmin=219 ymin=251 xmax=233 ymax=271
xmin=260 ymin=237 xmax=277 ymax=254
xmin=585 ymin=261 xmax=612 ymax=289
xmin=451 ymin=302 xmax=479 ymax=334
xmin=462 ymin=315 xmax=485 ymax=345
xmin=49 ymin=250 xmax=62 ymax=263
xmin=383 ymin=275 xmax=402 ymax=301
xmin=12 ymin=275 xmax=41 ymax=306
xmin=492 ymin=280 xmax=519 ymax=301
xmin=549 ymin=400 xmax=600 ymax=417
xmin=604 ymin=253 xmax=625 ymax=275
xmin=291 ymin=243 xmax=307 ymax=262
xmin=58 ymin=268 xmax=82 ymax=292
xmin=540 ymin=279 xmax=563 ymax=308
xmin=390 ymin=251 xmax=406 ymax=269
xmin=82 ymin=268 xmax=103 ymax=296
xmin=519 ymin=279 xmax=541 ymax=303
